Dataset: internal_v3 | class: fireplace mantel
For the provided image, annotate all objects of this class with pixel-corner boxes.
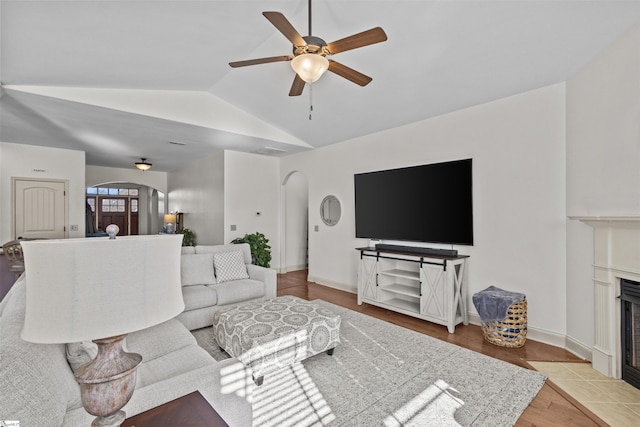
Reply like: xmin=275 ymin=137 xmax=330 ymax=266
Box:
xmin=570 ymin=215 xmax=640 ymax=378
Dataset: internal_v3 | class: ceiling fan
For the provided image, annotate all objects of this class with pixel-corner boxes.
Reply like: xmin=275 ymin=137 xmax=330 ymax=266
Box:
xmin=229 ymin=0 xmax=387 ymax=96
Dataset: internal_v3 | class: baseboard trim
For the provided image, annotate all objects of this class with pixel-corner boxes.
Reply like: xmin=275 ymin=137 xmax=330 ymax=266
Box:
xmin=285 ymin=265 xmax=307 ymax=273
xmin=564 ymin=335 xmax=593 ymax=362
xmin=308 ymin=275 xmax=357 ymax=294
xmin=466 ymin=313 xmax=573 ymax=351
xmin=309 ymin=278 xmax=594 ymax=362
xmin=277 ymin=265 xmax=308 ymax=274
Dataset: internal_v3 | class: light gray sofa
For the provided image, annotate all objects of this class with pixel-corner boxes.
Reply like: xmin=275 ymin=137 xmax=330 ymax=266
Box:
xmin=0 ymin=274 xmax=254 ymax=426
xmin=177 ymin=243 xmax=277 ymax=331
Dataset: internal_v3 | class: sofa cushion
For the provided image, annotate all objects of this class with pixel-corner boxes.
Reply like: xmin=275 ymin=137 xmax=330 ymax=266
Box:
xmin=213 ymin=251 xmax=249 ymax=283
xmin=126 ymin=318 xmax=197 ymax=363
xmin=196 ymin=243 xmax=252 ymax=265
xmin=215 ymin=279 xmax=265 ymax=306
xmin=182 ymin=285 xmax=218 ymax=311
xmin=62 ymin=359 xmax=254 ymax=427
xmin=135 ymin=344 xmax=213 ymax=388
xmin=181 ymin=253 xmax=216 ymax=286
xmin=181 ymin=246 xmax=196 ymax=255
xmin=0 ymin=276 xmax=83 ymax=425
xmin=65 ymin=319 xmax=197 ymax=377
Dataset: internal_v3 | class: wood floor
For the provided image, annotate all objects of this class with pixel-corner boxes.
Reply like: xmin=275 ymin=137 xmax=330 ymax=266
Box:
xmin=278 ymin=270 xmax=604 ymax=427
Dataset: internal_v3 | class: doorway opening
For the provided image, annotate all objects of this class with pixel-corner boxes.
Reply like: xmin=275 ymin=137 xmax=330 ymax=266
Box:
xmin=86 ymin=184 xmax=164 ymax=237
xmin=282 ymin=171 xmax=309 ymax=273
xmin=86 ymin=187 xmax=139 ymax=236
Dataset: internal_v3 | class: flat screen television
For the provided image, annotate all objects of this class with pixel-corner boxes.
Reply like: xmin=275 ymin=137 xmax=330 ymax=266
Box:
xmin=354 ymin=158 xmax=473 ymax=245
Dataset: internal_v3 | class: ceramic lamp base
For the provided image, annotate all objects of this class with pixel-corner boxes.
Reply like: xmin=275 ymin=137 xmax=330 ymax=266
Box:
xmin=74 ymin=334 xmax=142 ymax=427
xmin=91 ymin=410 xmax=125 ymax=427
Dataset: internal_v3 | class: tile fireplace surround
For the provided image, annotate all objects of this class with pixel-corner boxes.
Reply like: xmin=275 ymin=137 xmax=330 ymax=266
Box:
xmin=573 ymin=217 xmax=640 ymax=379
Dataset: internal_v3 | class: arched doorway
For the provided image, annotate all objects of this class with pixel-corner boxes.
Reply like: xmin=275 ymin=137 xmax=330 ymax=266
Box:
xmin=86 ymin=182 xmax=165 ymax=236
xmin=281 ymin=171 xmax=309 ymax=273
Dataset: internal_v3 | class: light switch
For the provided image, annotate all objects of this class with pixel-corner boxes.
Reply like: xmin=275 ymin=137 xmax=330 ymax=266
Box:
xmin=231 ymin=225 xmax=237 ymax=231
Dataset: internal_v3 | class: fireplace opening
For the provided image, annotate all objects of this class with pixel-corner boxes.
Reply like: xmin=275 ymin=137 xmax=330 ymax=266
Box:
xmin=621 ymin=278 xmax=640 ymax=390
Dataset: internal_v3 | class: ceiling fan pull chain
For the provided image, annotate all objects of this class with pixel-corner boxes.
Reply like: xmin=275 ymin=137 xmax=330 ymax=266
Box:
xmin=309 ymin=84 xmax=313 ymax=120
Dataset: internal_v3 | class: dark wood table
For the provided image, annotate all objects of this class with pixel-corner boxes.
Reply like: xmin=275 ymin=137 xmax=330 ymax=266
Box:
xmin=122 ymin=391 xmax=229 ymax=427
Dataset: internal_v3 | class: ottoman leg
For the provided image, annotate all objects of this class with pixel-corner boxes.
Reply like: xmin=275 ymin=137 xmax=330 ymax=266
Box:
xmin=327 ymin=347 xmax=335 ymax=356
xmin=254 ymin=375 xmax=264 ymax=386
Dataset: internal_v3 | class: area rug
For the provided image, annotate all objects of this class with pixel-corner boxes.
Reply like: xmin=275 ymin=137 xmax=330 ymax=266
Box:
xmin=193 ymin=301 xmax=546 ymax=426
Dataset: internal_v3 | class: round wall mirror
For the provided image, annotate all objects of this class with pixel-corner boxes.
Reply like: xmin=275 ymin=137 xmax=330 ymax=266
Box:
xmin=320 ymin=195 xmax=341 ymax=226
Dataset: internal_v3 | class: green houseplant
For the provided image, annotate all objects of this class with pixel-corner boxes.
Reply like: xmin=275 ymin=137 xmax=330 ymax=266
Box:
xmin=231 ymin=232 xmax=271 ymax=268
xmin=177 ymin=228 xmax=196 ymax=247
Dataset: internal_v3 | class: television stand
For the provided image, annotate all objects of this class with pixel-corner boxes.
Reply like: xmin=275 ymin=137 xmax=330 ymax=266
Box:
xmin=356 ymin=247 xmax=469 ymax=333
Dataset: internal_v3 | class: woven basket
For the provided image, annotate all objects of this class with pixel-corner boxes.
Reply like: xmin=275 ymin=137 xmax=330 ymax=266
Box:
xmin=481 ymin=299 xmax=527 ymax=348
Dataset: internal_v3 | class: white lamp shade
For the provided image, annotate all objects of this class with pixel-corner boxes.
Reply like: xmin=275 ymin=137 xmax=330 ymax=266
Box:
xmin=20 ymin=234 xmax=185 ymax=343
xmin=164 ymin=214 xmax=176 ymax=224
xmin=291 ymin=54 xmax=329 ymax=83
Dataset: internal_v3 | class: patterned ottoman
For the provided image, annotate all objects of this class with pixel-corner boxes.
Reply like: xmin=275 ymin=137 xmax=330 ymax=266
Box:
xmin=212 ymin=295 xmax=341 ymax=385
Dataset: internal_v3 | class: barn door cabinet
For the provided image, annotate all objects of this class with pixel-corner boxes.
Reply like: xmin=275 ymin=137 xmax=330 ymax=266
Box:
xmin=356 ymin=247 xmax=469 ymax=333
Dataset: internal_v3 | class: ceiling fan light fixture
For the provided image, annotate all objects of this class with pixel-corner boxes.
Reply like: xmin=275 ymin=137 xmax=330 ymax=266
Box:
xmin=135 ymin=158 xmax=152 ymax=171
xmin=291 ymin=54 xmax=329 ymax=83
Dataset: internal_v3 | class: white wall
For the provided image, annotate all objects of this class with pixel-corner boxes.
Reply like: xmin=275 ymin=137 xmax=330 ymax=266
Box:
xmin=224 ymin=151 xmax=280 ymax=268
xmin=284 ymin=171 xmax=309 ymax=272
xmin=167 ymin=151 xmax=224 ymax=245
xmin=565 ymin=218 xmax=595 ymax=355
xmin=565 ymin=23 xmax=640 ymax=352
xmin=86 ymin=165 xmax=167 ymax=194
xmin=566 ymin=24 xmax=640 ymax=217
xmin=281 ymin=83 xmax=567 ymax=335
xmin=0 ymin=142 xmax=86 ymax=241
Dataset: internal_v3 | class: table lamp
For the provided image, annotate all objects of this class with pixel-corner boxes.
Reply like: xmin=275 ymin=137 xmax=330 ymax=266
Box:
xmin=20 ymin=233 xmax=184 ymax=427
xmin=164 ymin=213 xmax=177 ymax=233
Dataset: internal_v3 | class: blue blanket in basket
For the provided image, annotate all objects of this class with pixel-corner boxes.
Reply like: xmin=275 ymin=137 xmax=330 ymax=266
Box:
xmin=472 ymin=286 xmax=526 ymax=323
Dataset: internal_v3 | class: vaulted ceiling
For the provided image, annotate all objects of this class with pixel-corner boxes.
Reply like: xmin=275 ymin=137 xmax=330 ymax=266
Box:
xmin=2 ymin=1 xmax=640 ymax=171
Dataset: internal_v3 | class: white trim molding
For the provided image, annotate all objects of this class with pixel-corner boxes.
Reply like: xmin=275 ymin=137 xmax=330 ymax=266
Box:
xmin=308 ymin=276 xmax=357 ymax=294
xmin=466 ymin=313 xmax=569 ymax=350
xmin=571 ymin=215 xmax=640 ymax=378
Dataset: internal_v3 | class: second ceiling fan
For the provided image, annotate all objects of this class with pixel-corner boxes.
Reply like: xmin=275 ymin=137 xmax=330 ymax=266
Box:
xmin=229 ymin=0 xmax=387 ymax=96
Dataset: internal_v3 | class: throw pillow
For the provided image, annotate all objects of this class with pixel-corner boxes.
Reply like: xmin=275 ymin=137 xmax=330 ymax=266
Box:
xmin=180 ymin=253 xmax=216 ymax=286
xmin=214 ymin=250 xmax=249 ymax=283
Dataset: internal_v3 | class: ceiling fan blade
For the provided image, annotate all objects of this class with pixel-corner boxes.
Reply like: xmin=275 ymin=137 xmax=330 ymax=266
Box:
xmin=263 ymin=11 xmax=306 ymax=46
xmin=326 ymin=27 xmax=388 ymax=55
xmin=229 ymin=55 xmax=292 ymax=68
xmin=289 ymin=74 xmax=305 ymax=96
xmin=328 ymin=60 xmax=373 ymax=87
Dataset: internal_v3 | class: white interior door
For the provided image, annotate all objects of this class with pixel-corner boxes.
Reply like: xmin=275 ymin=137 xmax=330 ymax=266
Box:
xmin=14 ymin=179 xmax=67 ymax=239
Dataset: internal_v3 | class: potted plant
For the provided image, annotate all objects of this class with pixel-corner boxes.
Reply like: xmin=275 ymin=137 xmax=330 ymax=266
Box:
xmin=231 ymin=232 xmax=271 ymax=268
xmin=177 ymin=228 xmax=196 ymax=247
